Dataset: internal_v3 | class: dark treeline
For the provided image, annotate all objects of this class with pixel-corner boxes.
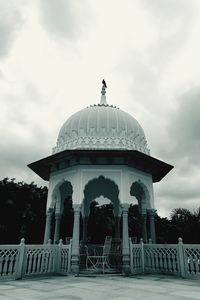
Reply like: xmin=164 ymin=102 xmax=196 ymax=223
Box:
xmin=0 ymin=178 xmax=200 ymax=244
xmin=0 ymin=178 xmax=47 ymax=244
xmin=128 ymin=205 xmax=200 ymax=244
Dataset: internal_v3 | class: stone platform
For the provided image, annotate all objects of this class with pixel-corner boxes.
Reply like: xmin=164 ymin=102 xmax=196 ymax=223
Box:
xmin=0 ymin=275 xmax=199 ymax=300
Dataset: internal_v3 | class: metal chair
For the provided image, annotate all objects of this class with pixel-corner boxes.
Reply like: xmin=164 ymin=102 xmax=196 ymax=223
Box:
xmin=65 ymin=237 xmax=72 ymax=245
xmin=86 ymin=236 xmax=112 ymax=273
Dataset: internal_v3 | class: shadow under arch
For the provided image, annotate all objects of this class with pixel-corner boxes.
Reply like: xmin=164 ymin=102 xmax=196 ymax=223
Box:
xmin=51 ymin=179 xmax=74 ymax=242
xmin=129 ymin=180 xmax=151 ymax=243
xmin=83 ymin=175 xmax=120 ymax=216
xmin=83 ymin=175 xmax=120 ymax=243
xmin=130 ymin=180 xmax=150 ymax=213
xmin=50 ymin=179 xmax=73 ymax=211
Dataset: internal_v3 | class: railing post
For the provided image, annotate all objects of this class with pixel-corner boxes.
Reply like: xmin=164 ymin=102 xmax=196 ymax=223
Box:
xmin=178 ymin=237 xmax=186 ymax=278
xmin=55 ymin=239 xmax=63 ymax=274
xmin=68 ymin=239 xmax=72 ymax=273
xmin=15 ymin=238 xmax=26 ymax=280
xmin=140 ymin=238 xmax=145 ymax=274
xmin=129 ymin=238 xmax=133 ymax=274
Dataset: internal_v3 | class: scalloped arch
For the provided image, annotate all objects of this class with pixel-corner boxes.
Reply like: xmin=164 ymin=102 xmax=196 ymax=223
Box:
xmin=83 ymin=175 xmax=120 ymax=217
xmin=130 ymin=180 xmax=150 ymax=212
xmin=50 ymin=178 xmax=73 ymax=211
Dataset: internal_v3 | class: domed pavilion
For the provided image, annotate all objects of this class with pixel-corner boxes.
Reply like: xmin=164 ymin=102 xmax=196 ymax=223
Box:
xmin=28 ymin=81 xmax=173 ymax=274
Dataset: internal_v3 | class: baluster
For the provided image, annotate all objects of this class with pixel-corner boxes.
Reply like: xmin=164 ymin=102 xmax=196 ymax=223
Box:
xmin=64 ymin=250 xmax=68 ymax=270
xmin=27 ymin=253 xmax=33 ymax=274
xmin=32 ymin=252 xmax=37 ymax=274
xmin=198 ymin=258 xmax=200 ymax=274
xmin=145 ymin=250 xmax=150 ymax=271
xmin=52 ymin=249 xmax=56 ymax=272
xmin=40 ymin=251 xmax=46 ymax=273
xmin=171 ymin=252 xmax=177 ymax=273
xmin=193 ymin=255 xmax=198 ymax=274
xmin=157 ymin=249 xmax=162 ymax=270
xmin=48 ymin=252 xmax=52 ymax=272
xmin=159 ymin=250 xmax=164 ymax=270
xmin=0 ymin=256 xmax=3 ymax=275
xmin=150 ymin=249 xmax=153 ymax=270
xmin=187 ymin=256 xmax=191 ymax=274
xmin=60 ymin=250 xmax=63 ymax=270
xmin=139 ymin=248 xmax=142 ymax=269
xmin=133 ymin=249 xmax=136 ymax=269
xmin=155 ymin=250 xmax=159 ymax=271
xmin=45 ymin=251 xmax=49 ymax=272
xmin=8 ymin=255 xmax=14 ymax=275
xmin=12 ymin=252 xmax=18 ymax=275
xmin=36 ymin=252 xmax=42 ymax=273
xmin=190 ymin=255 xmax=195 ymax=275
xmin=3 ymin=256 xmax=9 ymax=276
xmin=167 ymin=252 xmax=172 ymax=272
xmin=163 ymin=252 xmax=167 ymax=271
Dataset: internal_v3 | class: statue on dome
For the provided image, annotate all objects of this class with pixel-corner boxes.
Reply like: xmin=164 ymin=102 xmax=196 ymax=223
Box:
xmin=102 ymin=79 xmax=107 ymax=88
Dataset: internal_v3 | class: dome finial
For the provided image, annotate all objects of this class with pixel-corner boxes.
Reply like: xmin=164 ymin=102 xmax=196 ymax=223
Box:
xmin=100 ymin=79 xmax=107 ymax=105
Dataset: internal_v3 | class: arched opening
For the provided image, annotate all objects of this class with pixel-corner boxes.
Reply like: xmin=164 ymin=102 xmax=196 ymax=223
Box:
xmin=129 ymin=181 xmax=149 ymax=243
xmin=51 ymin=180 xmax=73 ymax=244
xmin=83 ymin=175 xmax=120 ymax=244
xmin=59 ymin=181 xmax=73 ymax=242
xmin=87 ymin=197 xmax=114 ymax=244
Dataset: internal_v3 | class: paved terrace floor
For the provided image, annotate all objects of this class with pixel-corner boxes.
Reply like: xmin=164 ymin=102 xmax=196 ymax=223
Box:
xmin=0 ymin=275 xmax=200 ymax=300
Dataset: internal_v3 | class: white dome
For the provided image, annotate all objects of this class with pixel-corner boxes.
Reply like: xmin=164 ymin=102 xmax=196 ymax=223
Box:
xmin=52 ymin=103 xmax=150 ymax=155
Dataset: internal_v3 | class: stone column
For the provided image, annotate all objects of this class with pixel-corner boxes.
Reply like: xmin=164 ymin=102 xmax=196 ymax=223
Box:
xmin=53 ymin=213 xmax=61 ymax=244
xmin=122 ymin=204 xmax=130 ymax=275
xmin=71 ymin=204 xmax=81 ymax=274
xmin=115 ymin=216 xmax=121 ymax=238
xmin=43 ymin=209 xmax=53 ymax=244
xmin=148 ymin=209 xmax=156 ymax=243
xmin=141 ymin=213 xmax=147 ymax=244
xmin=82 ymin=216 xmax=88 ymax=243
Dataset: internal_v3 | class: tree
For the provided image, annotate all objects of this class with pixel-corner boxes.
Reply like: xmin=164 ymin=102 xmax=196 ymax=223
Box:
xmin=0 ymin=178 xmax=47 ymax=244
xmin=170 ymin=208 xmax=200 ymax=243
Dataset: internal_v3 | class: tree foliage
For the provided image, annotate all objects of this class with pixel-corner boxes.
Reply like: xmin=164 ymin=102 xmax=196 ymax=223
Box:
xmin=0 ymin=178 xmax=200 ymax=244
xmin=0 ymin=178 xmax=47 ymax=244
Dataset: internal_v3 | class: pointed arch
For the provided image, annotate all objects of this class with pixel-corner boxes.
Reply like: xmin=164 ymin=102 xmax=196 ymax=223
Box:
xmin=130 ymin=180 xmax=150 ymax=214
xmin=50 ymin=179 xmax=73 ymax=213
xmin=83 ymin=175 xmax=120 ymax=217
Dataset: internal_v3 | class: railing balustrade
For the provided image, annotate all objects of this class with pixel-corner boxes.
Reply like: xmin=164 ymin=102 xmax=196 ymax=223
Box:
xmin=0 ymin=245 xmax=20 ymax=280
xmin=130 ymin=238 xmax=200 ymax=279
xmin=0 ymin=239 xmax=72 ymax=281
xmin=1 ymin=238 xmax=200 ymax=280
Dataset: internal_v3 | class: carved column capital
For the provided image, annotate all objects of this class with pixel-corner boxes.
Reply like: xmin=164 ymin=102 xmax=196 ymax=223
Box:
xmin=73 ymin=204 xmax=82 ymax=213
xmin=147 ymin=209 xmax=156 ymax=217
xmin=121 ymin=203 xmax=130 ymax=213
xmin=46 ymin=208 xmax=53 ymax=217
xmin=55 ymin=213 xmax=62 ymax=220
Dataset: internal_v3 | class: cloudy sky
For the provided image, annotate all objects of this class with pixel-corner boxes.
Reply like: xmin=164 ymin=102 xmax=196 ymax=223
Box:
xmin=1 ymin=0 xmax=200 ymax=217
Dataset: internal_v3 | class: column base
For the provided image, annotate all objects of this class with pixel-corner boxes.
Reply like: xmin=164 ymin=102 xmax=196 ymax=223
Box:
xmin=70 ymin=255 xmax=79 ymax=274
xmin=122 ymin=254 xmax=131 ymax=276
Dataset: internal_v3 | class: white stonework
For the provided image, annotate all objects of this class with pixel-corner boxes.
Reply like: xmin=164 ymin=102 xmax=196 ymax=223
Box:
xmin=47 ymin=164 xmax=155 ymax=214
xmin=52 ymin=104 xmax=150 ymax=155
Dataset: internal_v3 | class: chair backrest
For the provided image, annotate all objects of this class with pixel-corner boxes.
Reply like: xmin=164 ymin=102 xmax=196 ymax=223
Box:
xmin=65 ymin=237 xmax=72 ymax=245
xmin=103 ymin=236 xmax=112 ymax=256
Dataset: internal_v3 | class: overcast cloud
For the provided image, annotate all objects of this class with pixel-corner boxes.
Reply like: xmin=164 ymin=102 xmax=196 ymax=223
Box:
xmin=0 ymin=0 xmax=200 ymax=217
